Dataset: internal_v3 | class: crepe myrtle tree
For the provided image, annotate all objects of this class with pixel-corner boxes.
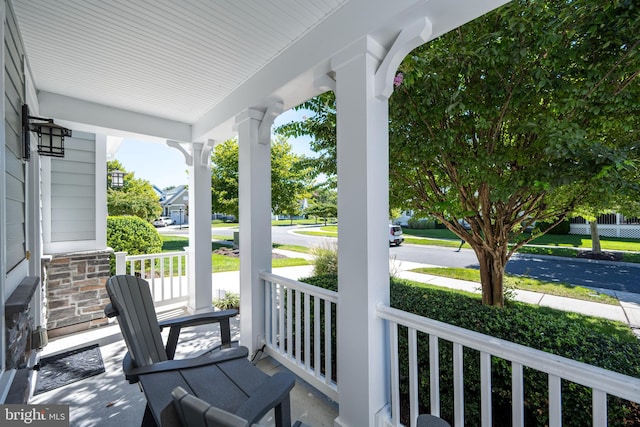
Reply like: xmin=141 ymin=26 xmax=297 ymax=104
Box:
xmin=279 ymin=0 xmax=640 ymax=307
xmin=389 ymin=0 xmax=640 ymax=306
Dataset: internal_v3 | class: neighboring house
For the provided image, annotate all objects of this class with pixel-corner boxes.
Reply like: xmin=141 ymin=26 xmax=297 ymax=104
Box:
xmin=155 ymin=185 xmax=188 ymax=225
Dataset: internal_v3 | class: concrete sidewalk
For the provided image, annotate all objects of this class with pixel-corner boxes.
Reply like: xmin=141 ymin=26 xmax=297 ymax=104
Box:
xmin=250 ymin=250 xmax=640 ymax=332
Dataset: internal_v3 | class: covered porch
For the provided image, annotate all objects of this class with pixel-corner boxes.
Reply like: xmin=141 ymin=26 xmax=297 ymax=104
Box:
xmin=2 ymin=1 xmax=640 ymax=426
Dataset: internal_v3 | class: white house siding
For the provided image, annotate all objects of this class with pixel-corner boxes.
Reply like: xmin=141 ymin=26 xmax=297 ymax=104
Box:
xmin=49 ymin=131 xmax=96 ymax=244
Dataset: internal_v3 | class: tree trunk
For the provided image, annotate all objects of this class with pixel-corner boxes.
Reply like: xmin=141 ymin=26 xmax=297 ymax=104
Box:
xmin=475 ymin=248 xmax=507 ymax=307
xmin=590 ymin=221 xmax=602 ymax=254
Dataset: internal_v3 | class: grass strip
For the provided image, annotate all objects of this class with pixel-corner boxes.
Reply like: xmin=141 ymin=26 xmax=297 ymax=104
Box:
xmin=411 ymin=266 xmax=619 ymax=305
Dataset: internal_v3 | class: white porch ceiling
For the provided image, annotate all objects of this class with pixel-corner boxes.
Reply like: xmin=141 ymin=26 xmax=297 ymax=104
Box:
xmin=12 ymin=0 xmax=347 ymax=125
xmin=12 ymin=0 xmax=510 ymax=142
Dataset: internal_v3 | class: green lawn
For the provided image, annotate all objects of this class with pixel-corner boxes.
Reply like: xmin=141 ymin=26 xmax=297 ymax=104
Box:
xmin=161 ymin=236 xmax=310 ymax=273
xmin=404 ymin=227 xmax=640 ymax=252
xmin=411 ymin=267 xmax=619 ymax=305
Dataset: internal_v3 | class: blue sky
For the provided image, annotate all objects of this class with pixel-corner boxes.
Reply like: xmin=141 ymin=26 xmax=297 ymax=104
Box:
xmin=115 ymin=109 xmax=313 ymax=189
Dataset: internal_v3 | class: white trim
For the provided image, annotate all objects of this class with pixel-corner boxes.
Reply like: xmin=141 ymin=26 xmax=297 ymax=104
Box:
xmin=0 ymin=0 xmax=7 ymax=372
xmin=95 ymin=134 xmax=107 ymax=249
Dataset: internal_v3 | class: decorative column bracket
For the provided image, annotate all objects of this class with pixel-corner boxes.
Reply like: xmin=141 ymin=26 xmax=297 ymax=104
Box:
xmin=167 ymin=140 xmax=193 ymax=166
xmin=167 ymin=140 xmax=214 ymax=168
xmin=257 ymin=101 xmax=284 ymax=144
xmin=375 ymin=16 xmax=433 ymax=100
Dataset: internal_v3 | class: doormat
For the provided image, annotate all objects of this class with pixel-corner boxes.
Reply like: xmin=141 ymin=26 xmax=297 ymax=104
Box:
xmin=34 ymin=344 xmax=105 ymax=395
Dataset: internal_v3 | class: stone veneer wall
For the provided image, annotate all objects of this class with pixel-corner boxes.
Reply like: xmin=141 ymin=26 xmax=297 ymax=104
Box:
xmin=43 ymin=249 xmax=113 ymax=338
xmin=5 ymin=277 xmax=39 ymax=370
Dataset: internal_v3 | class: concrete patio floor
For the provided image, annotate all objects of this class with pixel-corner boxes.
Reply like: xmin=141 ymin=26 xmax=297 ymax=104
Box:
xmin=29 ymin=310 xmax=338 ymax=427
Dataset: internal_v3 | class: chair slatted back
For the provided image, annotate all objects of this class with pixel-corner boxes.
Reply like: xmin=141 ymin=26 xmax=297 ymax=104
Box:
xmin=106 ymin=275 xmax=168 ymax=366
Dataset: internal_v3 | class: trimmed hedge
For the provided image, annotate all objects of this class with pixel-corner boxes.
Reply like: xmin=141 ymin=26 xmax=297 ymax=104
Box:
xmin=303 ymin=274 xmax=640 ymax=426
xmin=107 ymin=216 xmax=162 ymax=274
xmin=536 ymin=219 xmax=571 ymax=235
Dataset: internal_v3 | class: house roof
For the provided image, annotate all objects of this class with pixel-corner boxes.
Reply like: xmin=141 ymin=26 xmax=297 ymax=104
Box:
xmin=12 ymin=0 xmax=509 ymax=143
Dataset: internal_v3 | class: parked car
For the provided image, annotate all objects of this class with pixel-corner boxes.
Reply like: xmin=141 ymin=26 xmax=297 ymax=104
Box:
xmin=153 ymin=216 xmax=173 ymax=227
xmin=389 ymin=224 xmax=404 ymax=246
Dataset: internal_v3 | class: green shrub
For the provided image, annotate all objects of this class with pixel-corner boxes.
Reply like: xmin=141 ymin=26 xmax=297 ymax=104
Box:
xmin=213 ymin=292 xmax=240 ymax=310
xmin=407 ymin=218 xmax=436 ymax=229
xmin=311 ymin=244 xmax=338 ymax=275
xmin=107 ymin=216 xmax=162 ymax=274
xmin=536 ymin=219 xmax=571 ymax=235
xmin=303 ymin=274 xmax=640 ymax=426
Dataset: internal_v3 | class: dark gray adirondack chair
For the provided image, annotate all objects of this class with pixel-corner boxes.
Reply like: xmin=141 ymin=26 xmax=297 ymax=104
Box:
xmin=105 ymin=274 xmax=296 ymax=427
xmin=104 ymin=274 xmax=247 ymax=384
xmin=171 ymin=381 xmax=305 ymax=427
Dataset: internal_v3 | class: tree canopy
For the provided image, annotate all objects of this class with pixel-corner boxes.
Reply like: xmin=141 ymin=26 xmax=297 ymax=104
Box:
xmin=211 ymin=137 xmax=313 ymax=219
xmin=277 ymin=0 xmax=640 ymax=306
xmin=107 ymin=160 xmax=162 ymax=221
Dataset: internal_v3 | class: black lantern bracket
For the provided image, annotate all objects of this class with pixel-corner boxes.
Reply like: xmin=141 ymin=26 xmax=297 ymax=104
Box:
xmin=22 ymin=104 xmax=72 ymax=159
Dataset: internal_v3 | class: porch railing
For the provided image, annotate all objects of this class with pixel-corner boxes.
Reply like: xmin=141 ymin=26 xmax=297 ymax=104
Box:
xmin=377 ymin=303 xmax=640 ymax=427
xmin=114 ymin=250 xmax=189 ymax=306
xmin=261 ymin=272 xmax=339 ymax=402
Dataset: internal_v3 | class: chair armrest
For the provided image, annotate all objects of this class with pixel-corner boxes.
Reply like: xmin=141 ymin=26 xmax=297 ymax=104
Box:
xmin=158 ymin=309 xmax=238 ymax=329
xmin=234 ymin=372 xmax=296 ymax=426
xmin=123 ymin=346 xmax=249 ymax=383
xmin=159 ymin=309 xmax=239 ymax=359
xmin=104 ymin=303 xmax=118 ymax=318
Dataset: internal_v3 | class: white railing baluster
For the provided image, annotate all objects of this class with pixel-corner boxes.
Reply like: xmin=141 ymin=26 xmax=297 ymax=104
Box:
xmin=287 ymin=287 xmax=293 ymax=358
xmin=314 ymin=295 xmax=320 ymax=377
xmin=548 ymin=374 xmax=561 ymax=427
xmin=295 ymin=289 xmax=301 ymax=364
xmin=279 ymin=285 xmax=285 ymax=353
xmin=512 ymin=362 xmax=524 ymax=427
xmin=453 ymin=342 xmax=464 ymax=426
xmin=409 ymin=328 xmax=418 ymax=427
xmin=272 ymin=283 xmax=278 ymax=348
xmin=480 ymin=351 xmax=492 ymax=427
xmin=593 ymin=389 xmax=607 ymax=427
xmin=264 ymin=281 xmax=271 ymax=346
xmin=389 ymin=321 xmax=400 ymax=427
xmin=429 ymin=334 xmax=440 ymax=417
xmin=324 ymin=299 xmax=332 ymax=386
xmin=304 ymin=293 xmax=311 ymax=371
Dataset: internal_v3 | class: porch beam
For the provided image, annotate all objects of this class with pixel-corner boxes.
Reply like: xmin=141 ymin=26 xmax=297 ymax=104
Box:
xmin=237 ymin=104 xmax=281 ymax=354
xmin=332 ymin=35 xmax=391 ymax=427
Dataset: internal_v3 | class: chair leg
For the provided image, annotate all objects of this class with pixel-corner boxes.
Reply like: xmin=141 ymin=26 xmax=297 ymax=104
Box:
xmin=274 ymin=395 xmax=292 ymax=427
xmin=141 ymin=404 xmax=158 ymax=427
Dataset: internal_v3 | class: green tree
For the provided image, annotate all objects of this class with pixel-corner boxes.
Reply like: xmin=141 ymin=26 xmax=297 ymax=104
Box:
xmin=306 ymin=186 xmax=338 ymax=225
xmin=276 ymin=0 xmax=640 ymax=307
xmin=211 ymin=138 xmax=313 ymax=219
xmin=107 ymin=160 xmax=161 ymax=221
xmin=271 ymin=136 xmax=314 ymax=220
xmin=211 ymin=140 xmax=240 ymax=218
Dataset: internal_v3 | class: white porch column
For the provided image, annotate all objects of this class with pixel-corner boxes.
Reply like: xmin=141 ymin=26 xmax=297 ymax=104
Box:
xmin=236 ymin=104 xmax=282 ymax=354
xmin=332 ymin=20 xmax=432 ymax=426
xmin=332 ymin=36 xmax=391 ymax=427
xmin=169 ymin=140 xmax=214 ymax=313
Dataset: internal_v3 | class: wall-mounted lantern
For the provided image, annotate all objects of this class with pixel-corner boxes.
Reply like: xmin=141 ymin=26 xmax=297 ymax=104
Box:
xmin=22 ymin=104 xmax=72 ymax=159
xmin=110 ymin=170 xmax=125 ymax=188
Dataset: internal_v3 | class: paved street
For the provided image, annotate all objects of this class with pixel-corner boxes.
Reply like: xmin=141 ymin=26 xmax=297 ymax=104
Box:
xmin=160 ymin=224 xmax=640 ymax=295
